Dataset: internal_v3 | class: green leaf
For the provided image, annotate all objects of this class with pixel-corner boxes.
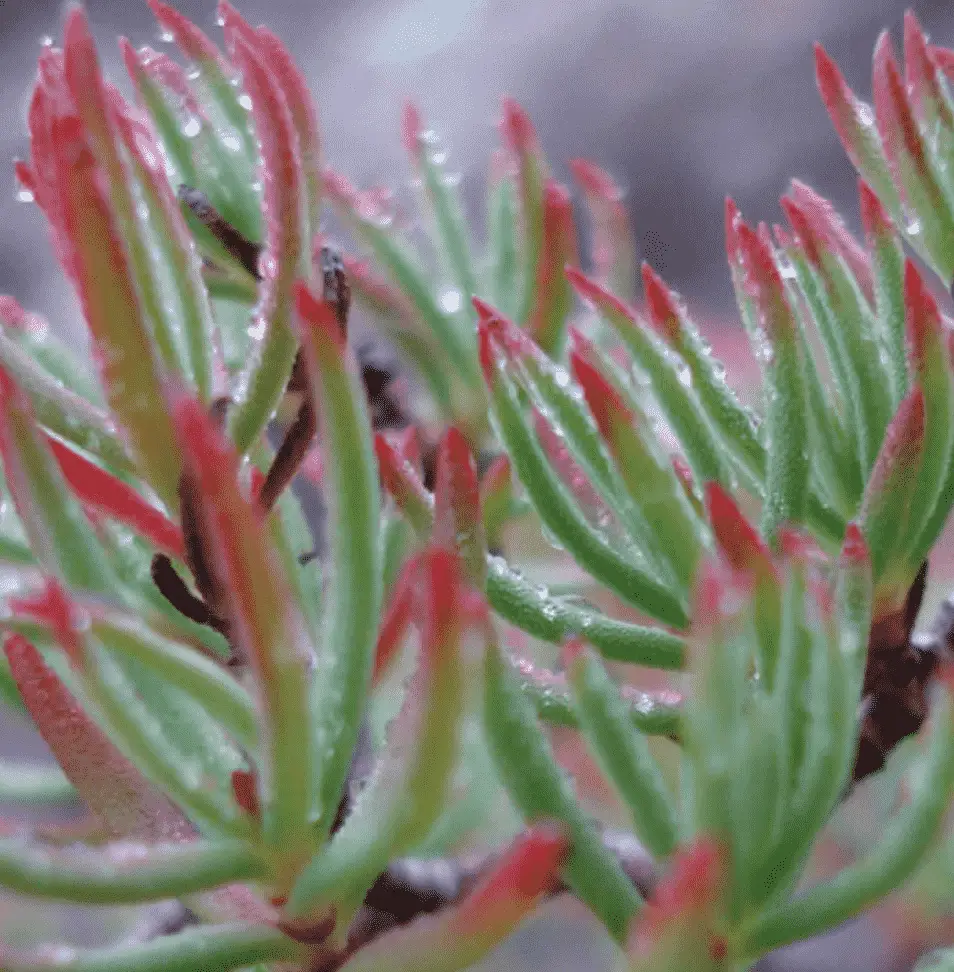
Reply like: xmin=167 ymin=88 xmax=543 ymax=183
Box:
xmin=480 ymin=321 xmax=687 ymax=628
xmin=568 ymin=268 xmax=729 ymax=490
xmin=8 ymin=923 xmax=304 ymax=972
xmin=288 ymin=548 xmax=466 ymax=917
xmin=0 ymin=838 xmax=262 ymax=904
xmin=0 ymin=370 xmax=114 ymax=594
xmin=226 ymin=31 xmax=307 ymax=456
xmin=483 ymin=639 xmax=642 ymax=940
xmin=742 ymin=674 xmax=954 ymax=957
xmin=485 ymin=556 xmax=686 ymax=668
xmin=295 ymin=284 xmax=382 ymax=843
xmin=565 ymin=642 xmax=678 ymax=858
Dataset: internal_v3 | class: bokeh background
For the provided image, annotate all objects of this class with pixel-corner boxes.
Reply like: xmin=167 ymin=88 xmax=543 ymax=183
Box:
xmin=2 ymin=0 xmax=954 ymax=969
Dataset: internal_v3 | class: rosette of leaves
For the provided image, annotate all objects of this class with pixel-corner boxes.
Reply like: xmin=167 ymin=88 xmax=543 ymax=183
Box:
xmin=0 ymin=2 xmax=953 ymax=971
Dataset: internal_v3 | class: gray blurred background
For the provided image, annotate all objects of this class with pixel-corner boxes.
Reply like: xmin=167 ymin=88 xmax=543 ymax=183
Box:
xmin=2 ymin=0 xmax=954 ymax=968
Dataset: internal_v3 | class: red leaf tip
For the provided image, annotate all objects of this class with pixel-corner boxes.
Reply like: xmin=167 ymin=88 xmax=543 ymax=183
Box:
xmin=903 ymin=258 xmax=942 ymax=368
xmin=560 ymin=637 xmax=587 ymax=670
xmin=401 ymin=99 xmax=423 ymax=158
xmin=859 ymin=178 xmax=892 ymax=241
xmin=641 ymin=262 xmax=682 ymax=344
xmin=569 ymin=341 xmax=630 ymax=441
xmin=500 ymin=97 xmax=537 ymax=155
xmin=840 ymin=522 xmax=870 ymax=565
xmin=703 ymin=482 xmax=770 ymax=575
xmin=569 ymin=159 xmax=622 ymax=201
xmin=295 ymin=280 xmax=345 ymax=349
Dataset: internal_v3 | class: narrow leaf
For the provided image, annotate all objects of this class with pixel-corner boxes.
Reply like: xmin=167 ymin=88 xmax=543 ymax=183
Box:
xmin=565 ymin=641 xmax=678 ymax=859
xmin=484 ymin=638 xmax=642 ymax=940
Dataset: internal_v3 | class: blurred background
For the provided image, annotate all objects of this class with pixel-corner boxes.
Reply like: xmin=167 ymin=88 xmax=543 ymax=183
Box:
xmin=2 ymin=0 xmax=954 ymax=969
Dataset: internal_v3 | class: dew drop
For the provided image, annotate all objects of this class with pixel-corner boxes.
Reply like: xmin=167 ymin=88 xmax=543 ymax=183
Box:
xmin=239 ymin=93 xmax=253 ymax=111
xmin=158 ymin=27 xmax=175 ymax=44
xmin=215 ymin=12 xmax=226 ymax=26
xmin=438 ymin=288 xmax=462 ymax=314
xmin=857 ymin=102 xmax=875 ymax=129
xmin=182 ymin=116 xmax=202 ymax=138
xmin=906 ymin=216 xmax=922 ymax=238
xmin=247 ymin=318 xmax=267 ymax=341
xmin=677 ymin=362 xmax=692 ymax=388
xmin=221 ymin=133 xmax=242 ymax=153
xmin=442 ymin=171 xmax=462 ymax=187
xmin=16 ymin=188 xmax=34 ymax=204
xmin=39 ymin=35 xmax=54 ymax=48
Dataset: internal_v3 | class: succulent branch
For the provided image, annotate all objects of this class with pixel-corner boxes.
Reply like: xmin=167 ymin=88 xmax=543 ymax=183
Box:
xmin=1 ymin=4 xmax=954 ymax=971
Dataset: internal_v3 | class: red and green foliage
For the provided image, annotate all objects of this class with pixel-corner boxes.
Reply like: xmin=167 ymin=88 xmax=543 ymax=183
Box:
xmin=1 ymin=4 xmax=954 ymax=971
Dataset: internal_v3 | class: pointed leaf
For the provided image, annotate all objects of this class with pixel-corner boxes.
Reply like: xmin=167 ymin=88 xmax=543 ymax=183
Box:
xmin=527 ymin=179 xmax=578 ymax=355
xmin=403 ymin=101 xmax=477 ymax=310
xmin=479 ymin=320 xmax=688 ymax=628
xmin=570 ymin=333 xmax=704 ymax=592
xmin=288 ymin=547 xmax=466 ymax=915
xmin=338 ymin=825 xmax=568 ymax=972
xmin=565 ymin=640 xmax=678 ymax=859
xmin=172 ymin=394 xmax=314 ymax=869
xmin=500 ymin=98 xmax=548 ymax=325
xmin=483 ymin=637 xmax=642 ymax=940
xmin=814 ymin=43 xmax=904 ymax=227
xmin=433 ymin=427 xmax=487 ymax=584
xmin=571 ymin=159 xmax=637 ymax=302
xmin=567 ymin=268 xmax=729 ymax=490
xmin=873 ymin=32 xmax=954 ymax=280
xmin=226 ymin=30 xmax=307 ymax=456
xmin=731 ymin=220 xmax=809 ymax=543
xmin=295 ymin=283 xmax=382 ymax=842
xmin=0 ymin=367 xmax=113 ymax=593
xmin=3 ymin=633 xmax=192 ymax=841
xmin=0 ymin=837 xmax=262 ymax=904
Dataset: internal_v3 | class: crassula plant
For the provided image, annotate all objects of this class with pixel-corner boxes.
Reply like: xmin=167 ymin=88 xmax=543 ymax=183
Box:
xmin=2 ymin=2 xmax=954 ymax=970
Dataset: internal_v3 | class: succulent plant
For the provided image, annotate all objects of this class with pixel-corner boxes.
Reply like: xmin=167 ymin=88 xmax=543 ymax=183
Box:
xmin=1 ymin=3 xmax=954 ymax=970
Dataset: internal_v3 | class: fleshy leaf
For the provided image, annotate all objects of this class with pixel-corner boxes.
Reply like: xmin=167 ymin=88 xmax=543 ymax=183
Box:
xmin=640 ymin=263 xmax=764 ymax=495
xmin=500 ymin=98 xmax=548 ymax=325
xmin=483 ymin=636 xmax=642 ymax=940
xmin=626 ymin=838 xmax=727 ymax=971
xmin=403 ymin=101 xmax=477 ymax=313
xmin=730 ymin=219 xmax=809 ymax=543
xmin=858 ymin=384 xmax=926 ymax=599
xmin=743 ymin=670 xmax=954 ymax=956
xmin=0 ymin=366 xmax=114 ymax=593
xmin=226 ymin=28 xmax=307 ymax=456
xmin=295 ymin=283 xmax=382 ymax=844
xmin=566 ymin=267 xmax=729 ymax=491
xmin=564 ymin=640 xmax=678 ymax=859
xmin=287 ymin=547 xmax=466 ymax=917
xmin=0 ymin=837 xmax=262 ymax=904
xmin=3 ymin=633 xmax=192 ymax=841
xmin=814 ymin=43 xmax=904 ymax=228
xmin=900 ymin=260 xmax=954 ymax=570
xmin=526 ymin=179 xmax=578 ymax=355
xmin=860 ymin=177 xmax=908 ymax=407
xmin=433 ymin=426 xmax=487 ymax=584
xmin=571 ymin=159 xmax=637 ymax=302
xmin=486 ymin=557 xmax=686 ymax=669
xmin=873 ymin=32 xmax=954 ymax=281
xmin=46 ymin=436 xmax=184 ymax=559
xmin=28 ymin=37 xmax=181 ymax=511
xmin=337 ymin=825 xmax=568 ymax=972
xmin=570 ymin=332 xmax=704 ymax=592
xmin=479 ymin=317 xmax=688 ymax=628
xmin=513 ymin=653 xmax=682 ymax=737
xmin=171 ymin=393 xmax=315 ymax=876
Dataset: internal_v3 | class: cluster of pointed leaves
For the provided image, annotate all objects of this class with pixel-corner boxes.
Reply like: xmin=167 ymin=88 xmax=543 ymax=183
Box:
xmin=0 ymin=5 xmax=588 ymax=972
xmin=2 ymin=2 xmax=954 ymax=971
